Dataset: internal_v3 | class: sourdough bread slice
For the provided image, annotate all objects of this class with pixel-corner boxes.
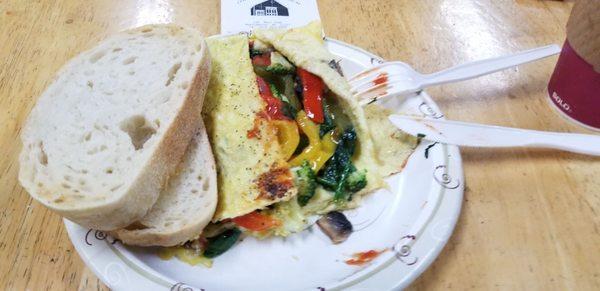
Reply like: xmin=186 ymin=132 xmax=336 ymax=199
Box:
xmin=111 ymin=124 xmax=217 ymax=246
xmin=18 ymin=24 xmax=212 ymax=230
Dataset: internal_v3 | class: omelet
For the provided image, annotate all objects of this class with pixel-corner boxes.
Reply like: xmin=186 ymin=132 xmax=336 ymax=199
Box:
xmin=203 ymin=35 xmax=296 ymax=221
xmin=159 ymin=23 xmax=419 ymax=266
xmin=203 ymin=22 xmax=413 ymax=238
xmin=252 ymin=21 xmax=385 ymax=196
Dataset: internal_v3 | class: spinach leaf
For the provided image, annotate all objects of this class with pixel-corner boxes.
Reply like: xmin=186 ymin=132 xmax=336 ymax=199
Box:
xmin=203 ymin=228 xmax=241 ymax=258
xmin=319 ymin=102 xmax=335 ymax=137
xmin=317 ymin=127 xmax=365 ymax=202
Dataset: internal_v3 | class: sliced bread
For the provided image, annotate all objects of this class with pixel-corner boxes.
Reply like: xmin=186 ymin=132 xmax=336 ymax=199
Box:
xmin=18 ymin=24 xmax=212 ymax=230
xmin=111 ymin=123 xmax=218 ymax=247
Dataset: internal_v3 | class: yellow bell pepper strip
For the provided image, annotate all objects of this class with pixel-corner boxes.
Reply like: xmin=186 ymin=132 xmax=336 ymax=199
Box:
xmin=290 ymin=143 xmax=321 ymax=170
xmin=289 ymin=111 xmax=337 ymax=171
xmin=312 ymin=131 xmax=337 ymax=170
xmin=296 ymin=110 xmax=320 ymax=144
xmin=272 ymin=120 xmax=300 ymax=160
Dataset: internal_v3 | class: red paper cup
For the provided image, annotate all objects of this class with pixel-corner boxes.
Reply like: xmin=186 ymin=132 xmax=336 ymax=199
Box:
xmin=547 ymin=40 xmax=600 ymax=131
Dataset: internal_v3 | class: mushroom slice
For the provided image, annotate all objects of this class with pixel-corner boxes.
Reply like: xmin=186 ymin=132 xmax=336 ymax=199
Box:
xmin=317 ymin=211 xmax=353 ymax=244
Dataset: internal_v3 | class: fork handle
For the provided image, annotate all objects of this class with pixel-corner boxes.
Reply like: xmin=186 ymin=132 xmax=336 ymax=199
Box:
xmin=420 ymin=45 xmax=561 ymax=87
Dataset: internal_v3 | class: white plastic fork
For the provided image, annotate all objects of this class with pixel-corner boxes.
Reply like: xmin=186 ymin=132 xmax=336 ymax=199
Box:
xmin=349 ymin=44 xmax=561 ymax=106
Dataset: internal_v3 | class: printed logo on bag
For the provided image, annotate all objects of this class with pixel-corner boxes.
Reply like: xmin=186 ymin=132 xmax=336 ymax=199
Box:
xmin=250 ymin=0 xmax=289 ymax=16
xmin=221 ymin=0 xmax=320 ymax=34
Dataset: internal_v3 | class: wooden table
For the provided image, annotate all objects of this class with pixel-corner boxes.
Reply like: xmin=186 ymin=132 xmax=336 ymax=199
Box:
xmin=1 ymin=0 xmax=599 ymax=290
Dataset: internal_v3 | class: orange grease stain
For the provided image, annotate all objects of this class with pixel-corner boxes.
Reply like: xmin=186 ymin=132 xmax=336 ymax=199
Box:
xmin=345 ymin=249 xmax=387 ymax=266
xmin=373 ymin=72 xmax=388 ymax=85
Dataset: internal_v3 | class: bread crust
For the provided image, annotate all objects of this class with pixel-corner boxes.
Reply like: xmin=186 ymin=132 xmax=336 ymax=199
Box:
xmin=110 ymin=121 xmax=218 ymax=247
xmin=18 ymin=24 xmax=212 ymax=231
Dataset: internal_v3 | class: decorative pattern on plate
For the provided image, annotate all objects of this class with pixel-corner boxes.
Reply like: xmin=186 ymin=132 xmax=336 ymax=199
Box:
xmin=350 ymin=202 xmax=388 ymax=232
xmin=419 ymin=101 xmax=444 ymax=119
xmin=171 ymin=282 xmax=203 ymax=291
xmin=392 ymin=235 xmax=418 ymax=266
xmin=433 ymin=165 xmax=461 ymax=189
xmin=370 ymin=57 xmax=384 ymax=65
xmin=85 ymin=229 xmax=119 ymax=246
xmin=104 ymin=262 xmax=129 ymax=286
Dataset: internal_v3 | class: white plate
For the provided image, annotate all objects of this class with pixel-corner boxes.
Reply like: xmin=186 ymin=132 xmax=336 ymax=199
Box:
xmin=65 ymin=38 xmax=464 ymax=291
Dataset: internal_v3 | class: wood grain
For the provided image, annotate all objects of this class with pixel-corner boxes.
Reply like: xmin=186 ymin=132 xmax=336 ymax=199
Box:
xmin=1 ymin=0 xmax=598 ymax=290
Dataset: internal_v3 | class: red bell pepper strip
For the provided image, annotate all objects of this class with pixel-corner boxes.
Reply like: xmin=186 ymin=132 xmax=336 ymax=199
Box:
xmin=232 ymin=211 xmax=281 ymax=232
xmin=252 ymin=52 xmax=271 ymax=66
xmin=297 ymin=68 xmax=324 ymax=123
xmin=256 ymin=76 xmax=289 ymax=120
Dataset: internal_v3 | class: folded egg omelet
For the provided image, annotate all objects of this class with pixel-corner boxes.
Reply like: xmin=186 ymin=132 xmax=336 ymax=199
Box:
xmin=203 ymin=22 xmax=414 ymax=237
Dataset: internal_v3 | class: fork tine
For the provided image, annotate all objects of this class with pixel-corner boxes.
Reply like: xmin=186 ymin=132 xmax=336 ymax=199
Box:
xmin=350 ymin=62 xmax=418 ymax=106
xmin=347 ymin=64 xmax=383 ymax=82
xmin=354 ymin=82 xmax=390 ymax=97
xmin=354 ymin=76 xmax=415 ymax=106
xmin=350 ymin=72 xmax=412 ymax=94
xmin=354 ymin=82 xmax=392 ymax=106
xmin=349 ymin=70 xmax=389 ymax=91
xmin=349 ymin=62 xmax=409 ymax=92
xmin=347 ymin=62 xmax=398 ymax=82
